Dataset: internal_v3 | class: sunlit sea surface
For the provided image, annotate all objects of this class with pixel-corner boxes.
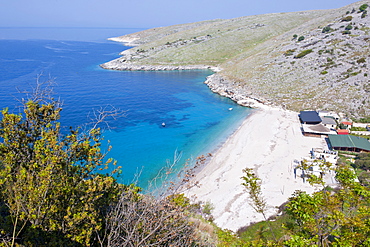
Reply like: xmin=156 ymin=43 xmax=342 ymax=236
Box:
xmin=0 ymin=27 xmax=252 ymax=187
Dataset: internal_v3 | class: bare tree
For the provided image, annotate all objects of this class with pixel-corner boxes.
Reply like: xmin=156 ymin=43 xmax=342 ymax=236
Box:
xmin=87 ymin=104 xmax=126 ymax=130
xmin=103 ymin=152 xmax=206 ymax=247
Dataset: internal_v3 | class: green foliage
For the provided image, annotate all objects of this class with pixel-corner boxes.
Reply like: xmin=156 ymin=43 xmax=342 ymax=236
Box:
xmin=241 ymin=168 xmax=266 ymax=216
xmin=293 ymin=34 xmax=298 ymax=39
xmin=351 ymin=126 xmax=367 ymax=131
xmin=320 ymin=70 xmax=328 ymax=75
xmin=345 ymin=24 xmax=353 ymax=30
xmin=359 ymin=4 xmax=368 ymax=12
xmin=357 ymin=170 xmax=370 ymax=187
xmin=167 ymin=193 xmax=191 ymax=208
xmin=202 ymin=201 xmax=215 ymax=216
xmin=341 ymin=16 xmax=353 ymax=22
xmin=238 ymin=214 xmax=291 ymax=243
xmin=362 ymin=10 xmax=367 ymax=18
xmin=353 ymin=116 xmax=370 ymax=123
xmin=357 ymin=57 xmax=366 ymax=63
xmin=284 ymin=235 xmax=313 ymax=246
xmin=322 ymin=26 xmax=333 ymax=33
xmin=342 ymin=30 xmax=351 ymax=35
xmin=297 ymin=36 xmax=305 ymax=42
xmin=354 ymin=153 xmax=370 ymax=171
xmin=0 ymin=99 xmax=122 ymax=246
xmin=241 ymin=168 xmax=278 ymax=242
xmin=284 ymin=164 xmax=370 ymax=246
xmin=294 ymin=49 xmax=313 ymax=59
xmin=284 ymin=49 xmax=296 ymax=56
xmin=216 ymin=228 xmax=249 ymax=247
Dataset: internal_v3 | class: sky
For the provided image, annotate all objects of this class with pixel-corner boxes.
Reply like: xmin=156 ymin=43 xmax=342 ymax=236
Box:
xmin=0 ymin=0 xmax=359 ymax=29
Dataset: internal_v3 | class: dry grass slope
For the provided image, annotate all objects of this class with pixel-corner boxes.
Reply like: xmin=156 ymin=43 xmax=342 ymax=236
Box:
xmin=102 ymin=0 xmax=370 ymax=118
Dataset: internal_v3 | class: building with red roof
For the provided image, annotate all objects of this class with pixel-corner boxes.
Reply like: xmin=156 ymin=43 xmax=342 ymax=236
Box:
xmin=337 ymin=129 xmax=349 ymax=135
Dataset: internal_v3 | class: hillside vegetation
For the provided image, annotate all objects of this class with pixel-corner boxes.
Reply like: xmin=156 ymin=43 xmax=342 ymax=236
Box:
xmin=102 ymin=0 xmax=370 ymax=117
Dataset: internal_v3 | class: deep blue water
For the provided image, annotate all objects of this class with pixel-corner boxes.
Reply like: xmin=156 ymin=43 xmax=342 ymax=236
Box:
xmin=0 ymin=28 xmax=251 ymax=187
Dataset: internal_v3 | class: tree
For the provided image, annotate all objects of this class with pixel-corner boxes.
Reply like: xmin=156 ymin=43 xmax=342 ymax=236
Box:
xmin=241 ymin=168 xmax=276 ymax=241
xmin=0 ymin=96 xmax=122 ymax=246
xmin=355 ymin=153 xmax=370 ymax=171
xmin=284 ymin=163 xmax=370 ymax=246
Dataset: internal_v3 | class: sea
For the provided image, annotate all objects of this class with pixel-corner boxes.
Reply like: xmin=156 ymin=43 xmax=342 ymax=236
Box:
xmin=0 ymin=27 xmax=252 ymax=188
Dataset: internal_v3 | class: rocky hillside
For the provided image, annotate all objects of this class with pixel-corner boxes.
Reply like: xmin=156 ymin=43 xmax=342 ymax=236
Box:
xmin=101 ymin=1 xmax=370 ymax=118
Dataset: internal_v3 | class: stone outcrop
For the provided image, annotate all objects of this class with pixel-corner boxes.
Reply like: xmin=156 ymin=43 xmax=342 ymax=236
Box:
xmin=204 ymin=74 xmax=270 ymax=108
xmin=100 ymin=61 xmax=217 ymax=71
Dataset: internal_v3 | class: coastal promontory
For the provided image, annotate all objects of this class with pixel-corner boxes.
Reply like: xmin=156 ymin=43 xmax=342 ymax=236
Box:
xmin=101 ymin=0 xmax=370 ymax=118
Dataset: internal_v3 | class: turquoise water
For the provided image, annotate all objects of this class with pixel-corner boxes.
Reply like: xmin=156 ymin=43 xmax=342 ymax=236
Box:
xmin=0 ymin=28 xmax=252 ymax=187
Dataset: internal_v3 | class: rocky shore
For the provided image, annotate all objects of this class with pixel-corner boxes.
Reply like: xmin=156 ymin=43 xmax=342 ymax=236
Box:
xmin=203 ymin=73 xmax=270 ymax=109
xmin=100 ymin=61 xmax=218 ymax=72
xmin=101 ymin=58 xmax=268 ymax=109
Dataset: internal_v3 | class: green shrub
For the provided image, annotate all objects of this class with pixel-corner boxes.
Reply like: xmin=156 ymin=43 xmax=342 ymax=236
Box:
xmin=321 ymin=70 xmax=328 ymax=75
xmin=202 ymin=201 xmax=214 ymax=215
xmin=355 ymin=153 xmax=370 ymax=171
xmin=322 ymin=26 xmax=333 ymax=33
xmin=325 ymin=49 xmax=334 ymax=55
xmin=298 ymin=36 xmax=305 ymax=41
xmin=351 ymin=126 xmax=367 ymax=131
xmin=353 ymin=117 xmax=370 ymax=123
xmin=345 ymin=25 xmax=353 ymax=30
xmin=293 ymin=34 xmax=298 ymax=39
xmin=342 ymin=30 xmax=351 ymax=35
xmin=362 ymin=11 xmax=367 ymax=18
xmin=359 ymin=4 xmax=368 ymax=12
xmin=341 ymin=16 xmax=353 ymax=22
xmin=284 ymin=49 xmax=296 ymax=56
xmin=357 ymin=57 xmax=366 ymax=63
xmin=294 ymin=49 xmax=313 ymax=58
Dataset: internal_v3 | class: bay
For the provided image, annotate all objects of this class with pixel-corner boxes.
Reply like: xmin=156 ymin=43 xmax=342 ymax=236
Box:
xmin=0 ymin=28 xmax=252 ymax=188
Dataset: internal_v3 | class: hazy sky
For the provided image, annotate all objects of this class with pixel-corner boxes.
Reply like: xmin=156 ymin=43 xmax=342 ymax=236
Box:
xmin=1 ymin=0 xmax=358 ymax=29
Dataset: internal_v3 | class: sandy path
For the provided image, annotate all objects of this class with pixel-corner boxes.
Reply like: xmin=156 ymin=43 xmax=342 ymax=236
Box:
xmin=183 ymin=106 xmax=327 ymax=231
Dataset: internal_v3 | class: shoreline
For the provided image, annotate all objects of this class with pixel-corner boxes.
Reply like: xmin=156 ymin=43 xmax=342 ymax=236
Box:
xmin=182 ymin=105 xmax=327 ymax=231
xmin=101 ymin=61 xmax=266 ymax=109
xmin=100 ymin=41 xmax=327 ymax=231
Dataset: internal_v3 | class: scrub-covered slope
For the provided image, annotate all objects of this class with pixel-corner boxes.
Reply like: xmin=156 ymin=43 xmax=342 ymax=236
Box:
xmin=102 ymin=0 xmax=370 ymax=117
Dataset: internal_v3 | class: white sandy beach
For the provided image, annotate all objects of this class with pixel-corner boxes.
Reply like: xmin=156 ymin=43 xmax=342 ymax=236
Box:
xmin=183 ymin=105 xmax=327 ymax=231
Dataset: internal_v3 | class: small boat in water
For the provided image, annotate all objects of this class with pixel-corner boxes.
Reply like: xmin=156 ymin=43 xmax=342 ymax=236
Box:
xmin=162 ymin=122 xmax=166 ymax=127
xmin=228 ymin=108 xmax=233 ymax=111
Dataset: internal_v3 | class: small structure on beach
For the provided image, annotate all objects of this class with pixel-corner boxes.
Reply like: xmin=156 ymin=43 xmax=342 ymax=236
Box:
xmin=318 ymin=111 xmax=340 ymax=121
xmin=337 ymin=129 xmax=349 ymax=135
xmin=311 ymin=148 xmax=338 ymax=164
xmin=301 ymin=123 xmax=337 ymax=137
xmin=299 ymin=110 xmax=339 ymax=137
xmin=299 ymin=111 xmax=322 ymax=124
xmin=340 ymin=121 xmax=353 ymax=130
xmin=328 ymin=134 xmax=370 ymax=152
xmin=321 ymin=117 xmax=337 ymax=129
